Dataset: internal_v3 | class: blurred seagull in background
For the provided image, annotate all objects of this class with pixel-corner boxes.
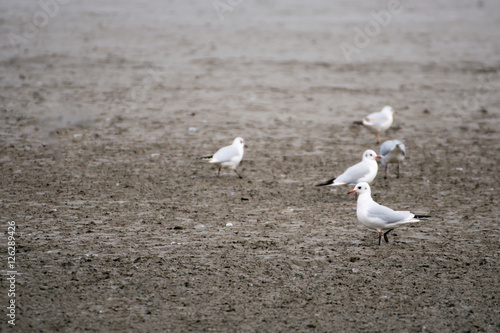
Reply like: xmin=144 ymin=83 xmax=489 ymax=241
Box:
xmin=316 ymin=150 xmax=380 ymax=187
xmin=199 ymin=137 xmax=247 ymax=178
xmin=353 ymin=106 xmax=395 ymax=143
xmin=349 ymin=182 xmax=430 ymax=245
xmin=380 ymin=139 xmax=406 ymax=179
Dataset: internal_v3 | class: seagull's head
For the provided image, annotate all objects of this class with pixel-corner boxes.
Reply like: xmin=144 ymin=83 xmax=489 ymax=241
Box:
xmin=363 ymin=149 xmax=381 ymax=161
xmin=394 ymin=143 xmax=405 ymax=155
xmin=233 ymin=137 xmax=248 ymax=148
xmin=382 ymin=106 xmax=395 ymax=115
xmin=348 ymin=182 xmax=371 ymax=195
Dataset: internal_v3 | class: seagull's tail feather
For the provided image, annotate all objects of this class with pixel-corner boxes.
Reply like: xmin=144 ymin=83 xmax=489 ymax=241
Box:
xmin=387 ymin=218 xmax=422 ymax=228
xmin=198 ymin=155 xmax=213 ymax=160
xmin=316 ymin=178 xmax=336 ymax=187
xmin=353 ymin=120 xmax=363 ymax=125
xmin=389 ymin=215 xmax=430 ymax=228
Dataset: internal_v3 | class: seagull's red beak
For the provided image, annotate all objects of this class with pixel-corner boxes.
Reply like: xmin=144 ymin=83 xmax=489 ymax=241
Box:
xmin=376 ymin=155 xmax=381 ymax=159
xmin=348 ymin=189 xmax=356 ymax=194
xmin=244 ymin=144 xmax=248 ymax=148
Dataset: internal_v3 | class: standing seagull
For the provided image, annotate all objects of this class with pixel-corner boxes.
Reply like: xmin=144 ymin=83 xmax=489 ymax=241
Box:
xmin=348 ymin=182 xmax=429 ymax=245
xmin=353 ymin=106 xmax=395 ymax=143
xmin=199 ymin=137 xmax=247 ymax=178
xmin=380 ymin=140 xmax=406 ymax=179
xmin=316 ymin=150 xmax=380 ymax=187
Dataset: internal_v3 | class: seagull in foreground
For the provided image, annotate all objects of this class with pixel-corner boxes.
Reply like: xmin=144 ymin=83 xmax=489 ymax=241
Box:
xmin=380 ymin=140 xmax=406 ymax=179
xmin=348 ymin=182 xmax=430 ymax=245
xmin=316 ymin=150 xmax=380 ymax=187
xmin=353 ymin=106 xmax=395 ymax=143
xmin=199 ymin=137 xmax=247 ymax=178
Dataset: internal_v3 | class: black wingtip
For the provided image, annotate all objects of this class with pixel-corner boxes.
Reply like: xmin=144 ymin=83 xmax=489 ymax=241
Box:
xmin=353 ymin=120 xmax=363 ymax=125
xmin=316 ymin=178 xmax=336 ymax=187
xmin=415 ymin=215 xmax=431 ymax=219
xmin=198 ymin=155 xmax=213 ymax=160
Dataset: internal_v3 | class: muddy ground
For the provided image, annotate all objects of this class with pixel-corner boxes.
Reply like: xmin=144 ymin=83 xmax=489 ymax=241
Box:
xmin=1 ymin=1 xmax=500 ymax=332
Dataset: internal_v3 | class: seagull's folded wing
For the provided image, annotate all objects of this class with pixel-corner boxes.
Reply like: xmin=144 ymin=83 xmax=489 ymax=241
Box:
xmin=380 ymin=140 xmax=398 ymax=156
xmin=336 ymin=162 xmax=371 ymax=184
xmin=367 ymin=204 xmax=414 ymax=224
xmin=211 ymin=145 xmax=238 ymax=163
xmin=365 ymin=111 xmax=388 ymax=125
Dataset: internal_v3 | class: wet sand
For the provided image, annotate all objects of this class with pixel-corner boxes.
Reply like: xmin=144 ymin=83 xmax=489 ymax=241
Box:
xmin=1 ymin=1 xmax=500 ymax=331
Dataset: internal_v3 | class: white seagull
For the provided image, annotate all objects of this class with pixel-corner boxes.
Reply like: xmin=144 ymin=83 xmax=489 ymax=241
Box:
xmin=199 ymin=137 xmax=247 ymax=178
xmin=380 ymin=140 xmax=406 ymax=179
xmin=353 ymin=106 xmax=395 ymax=143
xmin=316 ymin=150 xmax=380 ymax=187
xmin=348 ymin=182 xmax=430 ymax=245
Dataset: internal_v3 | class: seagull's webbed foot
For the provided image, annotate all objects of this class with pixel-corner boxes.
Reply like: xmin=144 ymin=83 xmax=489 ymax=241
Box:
xmin=383 ymin=229 xmax=393 ymax=243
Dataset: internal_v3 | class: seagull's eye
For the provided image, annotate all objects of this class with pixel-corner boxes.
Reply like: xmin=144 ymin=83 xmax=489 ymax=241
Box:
xmin=358 ymin=186 xmax=361 ymax=189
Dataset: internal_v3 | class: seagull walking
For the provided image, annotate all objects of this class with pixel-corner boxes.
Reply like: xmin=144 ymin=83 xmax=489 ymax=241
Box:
xmin=348 ymin=182 xmax=430 ymax=245
xmin=199 ymin=137 xmax=247 ymax=178
xmin=316 ymin=150 xmax=380 ymax=187
xmin=380 ymin=140 xmax=406 ymax=178
xmin=353 ymin=106 xmax=395 ymax=143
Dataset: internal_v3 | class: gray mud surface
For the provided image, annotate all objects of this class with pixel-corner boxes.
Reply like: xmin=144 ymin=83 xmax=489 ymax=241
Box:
xmin=1 ymin=1 xmax=499 ymax=332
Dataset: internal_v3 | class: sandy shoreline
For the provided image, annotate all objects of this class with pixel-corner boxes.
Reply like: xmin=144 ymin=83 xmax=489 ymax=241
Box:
xmin=1 ymin=1 xmax=500 ymax=331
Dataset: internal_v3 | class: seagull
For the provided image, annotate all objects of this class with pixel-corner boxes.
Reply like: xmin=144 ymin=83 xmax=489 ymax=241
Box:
xmin=316 ymin=150 xmax=380 ymax=187
xmin=348 ymin=182 xmax=430 ymax=245
xmin=353 ymin=106 xmax=395 ymax=143
xmin=380 ymin=140 xmax=406 ymax=179
xmin=199 ymin=137 xmax=247 ymax=178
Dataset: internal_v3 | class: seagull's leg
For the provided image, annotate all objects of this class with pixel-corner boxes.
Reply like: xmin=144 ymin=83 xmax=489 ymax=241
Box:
xmin=375 ymin=131 xmax=380 ymax=144
xmin=383 ymin=229 xmax=393 ymax=243
xmin=378 ymin=232 xmax=382 ymax=246
xmin=384 ymin=165 xmax=388 ymax=179
xmin=396 ymin=162 xmax=400 ymax=178
xmin=234 ymin=169 xmax=242 ymax=179
xmin=217 ymin=167 xmax=221 ymax=177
